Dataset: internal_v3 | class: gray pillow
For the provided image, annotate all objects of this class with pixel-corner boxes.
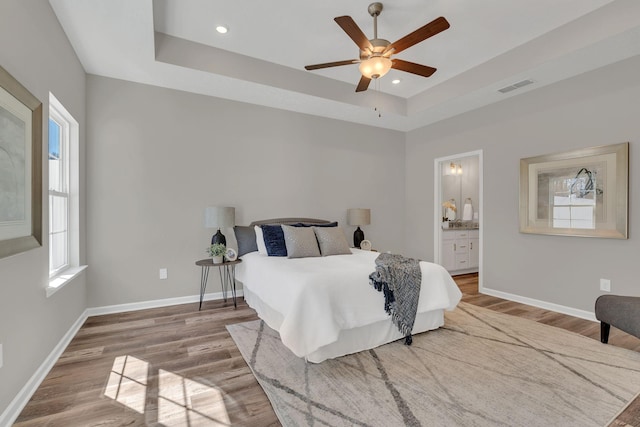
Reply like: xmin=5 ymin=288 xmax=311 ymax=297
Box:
xmin=234 ymin=226 xmax=258 ymax=257
xmin=281 ymin=225 xmax=321 ymax=258
xmin=313 ymin=226 xmax=352 ymax=256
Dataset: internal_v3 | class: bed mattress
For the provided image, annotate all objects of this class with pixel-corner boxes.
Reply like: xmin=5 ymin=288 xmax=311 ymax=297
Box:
xmin=236 ymin=249 xmax=462 ymax=362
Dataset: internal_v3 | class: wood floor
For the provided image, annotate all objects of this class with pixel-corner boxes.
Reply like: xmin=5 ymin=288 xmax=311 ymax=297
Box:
xmin=14 ymin=274 xmax=640 ymax=426
xmin=456 ymin=274 xmax=640 ymax=352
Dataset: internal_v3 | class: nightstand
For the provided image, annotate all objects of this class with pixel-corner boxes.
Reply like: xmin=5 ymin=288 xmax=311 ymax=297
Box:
xmin=195 ymin=258 xmax=242 ymax=310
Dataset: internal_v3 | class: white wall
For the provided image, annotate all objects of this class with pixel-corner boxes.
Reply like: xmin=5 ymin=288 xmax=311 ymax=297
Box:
xmin=0 ymin=0 xmax=87 ymax=417
xmin=406 ymin=55 xmax=640 ymax=312
xmin=86 ymin=75 xmax=406 ymax=307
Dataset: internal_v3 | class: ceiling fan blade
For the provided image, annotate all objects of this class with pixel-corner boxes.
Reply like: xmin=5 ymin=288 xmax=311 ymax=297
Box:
xmin=334 ymin=16 xmax=373 ymax=51
xmin=392 ymin=59 xmax=437 ymax=77
xmin=385 ymin=16 xmax=450 ymax=55
xmin=355 ymin=76 xmax=371 ymax=92
xmin=305 ymin=59 xmax=359 ymax=71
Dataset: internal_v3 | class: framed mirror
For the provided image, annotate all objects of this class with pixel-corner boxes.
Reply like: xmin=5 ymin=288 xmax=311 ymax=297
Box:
xmin=519 ymin=142 xmax=628 ymax=239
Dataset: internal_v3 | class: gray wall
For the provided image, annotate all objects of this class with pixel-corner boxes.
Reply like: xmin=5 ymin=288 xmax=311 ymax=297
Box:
xmin=406 ymin=55 xmax=640 ymax=312
xmin=0 ymin=0 xmax=87 ymax=415
xmin=86 ymin=75 xmax=406 ymax=307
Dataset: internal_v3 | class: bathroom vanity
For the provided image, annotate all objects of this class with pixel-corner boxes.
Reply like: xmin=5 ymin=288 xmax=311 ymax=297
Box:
xmin=441 ymin=223 xmax=479 ymax=274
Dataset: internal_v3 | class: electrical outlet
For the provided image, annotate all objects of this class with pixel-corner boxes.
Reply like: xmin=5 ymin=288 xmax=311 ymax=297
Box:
xmin=159 ymin=268 xmax=168 ymax=280
xmin=600 ymin=278 xmax=611 ymax=292
xmin=0 ymin=343 xmax=3 ymax=369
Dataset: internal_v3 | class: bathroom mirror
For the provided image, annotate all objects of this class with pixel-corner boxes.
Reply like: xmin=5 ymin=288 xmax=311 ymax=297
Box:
xmin=440 ymin=156 xmax=479 ymax=224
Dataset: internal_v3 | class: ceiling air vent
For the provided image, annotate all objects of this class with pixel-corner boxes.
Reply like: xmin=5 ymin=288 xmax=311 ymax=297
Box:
xmin=498 ymin=79 xmax=534 ymax=94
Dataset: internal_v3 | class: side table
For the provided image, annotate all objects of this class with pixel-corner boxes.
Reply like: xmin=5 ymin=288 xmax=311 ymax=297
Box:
xmin=195 ymin=258 xmax=242 ymax=310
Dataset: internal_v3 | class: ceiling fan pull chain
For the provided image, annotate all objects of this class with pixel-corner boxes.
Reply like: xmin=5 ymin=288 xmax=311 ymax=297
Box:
xmin=378 ymin=83 xmax=381 ymax=117
xmin=374 ymin=79 xmax=382 ymax=117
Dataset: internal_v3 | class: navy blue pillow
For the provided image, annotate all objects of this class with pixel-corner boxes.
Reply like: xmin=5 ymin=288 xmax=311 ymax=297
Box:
xmin=261 ymin=225 xmax=287 ymax=257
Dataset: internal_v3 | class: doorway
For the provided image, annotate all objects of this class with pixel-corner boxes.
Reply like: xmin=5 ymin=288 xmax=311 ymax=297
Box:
xmin=433 ymin=150 xmax=483 ymax=291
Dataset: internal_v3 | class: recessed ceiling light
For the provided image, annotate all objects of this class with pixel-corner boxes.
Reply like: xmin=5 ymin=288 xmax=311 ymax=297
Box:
xmin=391 ymin=79 xmax=401 ymax=85
xmin=216 ymin=25 xmax=228 ymax=34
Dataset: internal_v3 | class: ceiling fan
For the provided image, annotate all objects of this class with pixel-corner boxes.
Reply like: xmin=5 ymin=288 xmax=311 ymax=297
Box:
xmin=305 ymin=2 xmax=450 ymax=92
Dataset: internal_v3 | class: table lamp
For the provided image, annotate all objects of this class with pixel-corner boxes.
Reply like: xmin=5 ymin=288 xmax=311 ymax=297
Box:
xmin=205 ymin=206 xmax=235 ymax=246
xmin=347 ymin=208 xmax=370 ymax=248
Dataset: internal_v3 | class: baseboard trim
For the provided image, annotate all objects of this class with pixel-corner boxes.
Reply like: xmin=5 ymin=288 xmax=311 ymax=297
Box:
xmin=480 ymin=287 xmax=597 ymax=322
xmin=0 ymin=308 xmax=89 ymax=427
xmin=0 ymin=290 xmax=244 ymax=425
xmin=86 ymin=289 xmax=245 ymax=316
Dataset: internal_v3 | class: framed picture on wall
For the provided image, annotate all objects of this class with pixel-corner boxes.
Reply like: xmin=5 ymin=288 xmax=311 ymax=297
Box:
xmin=519 ymin=142 xmax=628 ymax=239
xmin=0 ymin=65 xmax=43 ymax=259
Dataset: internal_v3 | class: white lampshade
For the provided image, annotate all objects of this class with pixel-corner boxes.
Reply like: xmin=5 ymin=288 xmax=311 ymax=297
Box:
xmin=359 ymin=57 xmax=392 ymax=79
xmin=347 ymin=208 xmax=371 ymax=226
xmin=204 ymin=206 xmax=235 ymax=229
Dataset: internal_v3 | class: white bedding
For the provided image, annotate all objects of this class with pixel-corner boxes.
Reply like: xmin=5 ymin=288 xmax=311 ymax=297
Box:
xmin=235 ymin=249 xmax=462 ymax=361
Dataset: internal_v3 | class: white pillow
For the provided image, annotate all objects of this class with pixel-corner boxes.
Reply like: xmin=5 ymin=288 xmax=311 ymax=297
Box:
xmin=255 ymin=225 xmax=268 ymax=255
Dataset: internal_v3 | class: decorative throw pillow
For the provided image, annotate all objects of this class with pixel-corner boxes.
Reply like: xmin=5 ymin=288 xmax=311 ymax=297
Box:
xmin=261 ymin=225 xmax=287 ymax=257
xmin=281 ymin=225 xmax=321 ymax=258
xmin=292 ymin=221 xmax=338 ymax=228
xmin=254 ymin=225 xmax=268 ymax=255
xmin=313 ymin=226 xmax=352 ymax=256
xmin=234 ymin=226 xmax=257 ymax=257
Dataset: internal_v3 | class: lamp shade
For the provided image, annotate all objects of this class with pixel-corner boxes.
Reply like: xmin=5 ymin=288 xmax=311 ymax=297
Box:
xmin=359 ymin=57 xmax=392 ymax=79
xmin=347 ymin=208 xmax=371 ymax=226
xmin=204 ymin=206 xmax=235 ymax=229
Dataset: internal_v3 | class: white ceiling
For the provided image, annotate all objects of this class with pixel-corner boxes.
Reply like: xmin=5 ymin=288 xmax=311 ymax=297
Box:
xmin=49 ymin=0 xmax=640 ymax=131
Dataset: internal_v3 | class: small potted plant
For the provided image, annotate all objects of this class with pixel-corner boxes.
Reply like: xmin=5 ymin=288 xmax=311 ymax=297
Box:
xmin=207 ymin=243 xmax=226 ymax=264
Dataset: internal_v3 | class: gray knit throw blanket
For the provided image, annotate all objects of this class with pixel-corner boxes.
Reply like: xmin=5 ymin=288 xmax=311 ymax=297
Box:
xmin=369 ymin=253 xmax=422 ymax=345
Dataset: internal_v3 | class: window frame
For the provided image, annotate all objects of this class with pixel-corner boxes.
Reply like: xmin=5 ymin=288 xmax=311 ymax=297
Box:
xmin=48 ymin=108 xmax=70 ymax=277
xmin=47 ymin=93 xmax=85 ymax=296
xmin=549 ymin=176 xmax=597 ymax=230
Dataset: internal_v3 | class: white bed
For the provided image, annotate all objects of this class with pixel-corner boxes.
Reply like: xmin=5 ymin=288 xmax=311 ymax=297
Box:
xmin=235 ymin=221 xmax=462 ymax=363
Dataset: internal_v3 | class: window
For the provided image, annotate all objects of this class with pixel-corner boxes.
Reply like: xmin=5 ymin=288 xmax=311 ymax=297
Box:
xmin=550 ymin=175 xmax=596 ymax=229
xmin=47 ymin=93 xmax=84 ymax=295
xmin=49 ymin=108 xmax=68 ymax=274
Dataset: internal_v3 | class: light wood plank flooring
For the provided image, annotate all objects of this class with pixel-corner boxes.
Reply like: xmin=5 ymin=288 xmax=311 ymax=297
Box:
xmin=456 ymin=273 xmax=640 ymax=352
xmin=14 ymin=274 xmax=640 ymax=426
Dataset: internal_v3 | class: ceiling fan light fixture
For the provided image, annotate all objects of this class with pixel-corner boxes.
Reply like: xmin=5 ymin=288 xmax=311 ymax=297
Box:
xmin=304 ymin=4 xmax=449 ymax=92
xmin=359 ymin=56 xmax=392 ymax=79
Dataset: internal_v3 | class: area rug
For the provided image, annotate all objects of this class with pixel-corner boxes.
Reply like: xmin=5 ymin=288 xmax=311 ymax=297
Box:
xmin=227 ymin=302 xmax=640 ymax=426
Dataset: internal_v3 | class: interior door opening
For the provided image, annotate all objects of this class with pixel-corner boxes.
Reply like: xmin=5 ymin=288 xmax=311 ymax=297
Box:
xmin=434 ymin=150 xmax=483 ymax=291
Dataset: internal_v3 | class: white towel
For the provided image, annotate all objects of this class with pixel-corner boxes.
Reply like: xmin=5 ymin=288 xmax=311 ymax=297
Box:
xmin=462 ymin=202 xmax=473 ymax=221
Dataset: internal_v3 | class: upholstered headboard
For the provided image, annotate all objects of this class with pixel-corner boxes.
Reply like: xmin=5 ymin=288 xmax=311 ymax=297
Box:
xmin=249 ymin=218 xmax=332 ymax=227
